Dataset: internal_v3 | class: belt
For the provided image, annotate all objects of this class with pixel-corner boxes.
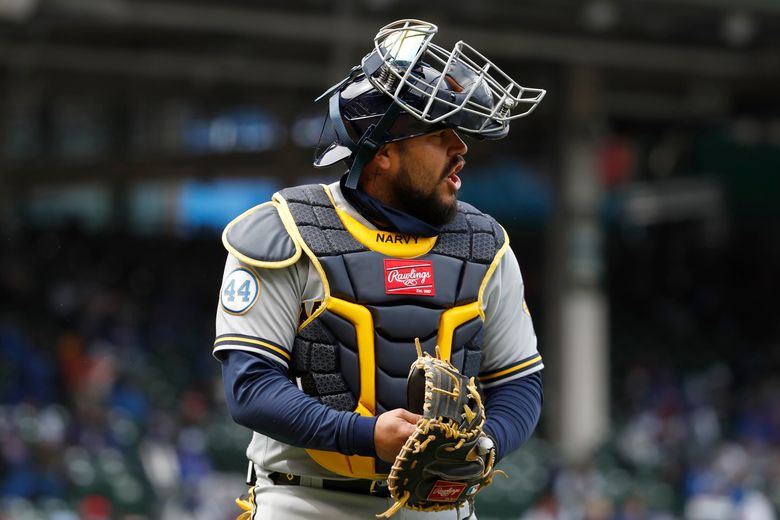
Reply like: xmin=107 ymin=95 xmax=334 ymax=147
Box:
xmin=268 ymin=471 xmax=391 ymax=498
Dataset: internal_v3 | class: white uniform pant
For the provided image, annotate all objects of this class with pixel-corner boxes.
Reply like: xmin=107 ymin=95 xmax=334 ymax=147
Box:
xmin=246 ymin=473 xmax=477 ymax=520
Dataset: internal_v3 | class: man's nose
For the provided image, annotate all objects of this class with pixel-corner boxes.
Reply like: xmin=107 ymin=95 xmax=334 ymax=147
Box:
xmin=447 ymin=129 xmax=468 ymax=156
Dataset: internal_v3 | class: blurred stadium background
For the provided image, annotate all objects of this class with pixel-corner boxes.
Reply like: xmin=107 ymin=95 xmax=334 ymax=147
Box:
xmin=1 ymin=1 xmax=779 ymax=519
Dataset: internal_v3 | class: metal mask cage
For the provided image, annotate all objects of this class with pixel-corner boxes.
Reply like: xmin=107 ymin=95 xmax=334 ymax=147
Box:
xmin=367 ymin=19 xmax=546 ymax=135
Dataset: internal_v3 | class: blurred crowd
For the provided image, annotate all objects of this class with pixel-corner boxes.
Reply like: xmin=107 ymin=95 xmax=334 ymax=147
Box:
xmin=509 ymin=364 xmax=780 ymax=520
xmin=1 ymin=221 xmax=778 ymax=519
xmin=509 ymin=221 xmax=780 ymax=520
xmin=0 ymin=226 xmax=248 ymax=519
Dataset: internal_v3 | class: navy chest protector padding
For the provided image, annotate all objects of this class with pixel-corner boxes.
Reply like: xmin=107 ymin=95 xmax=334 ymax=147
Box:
xmin=283 ymin=185 xmax=504 ymax=418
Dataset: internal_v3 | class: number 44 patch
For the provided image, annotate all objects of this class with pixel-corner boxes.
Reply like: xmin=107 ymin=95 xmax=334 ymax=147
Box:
xmin=221 ymin=267 xmax=260 ymax=315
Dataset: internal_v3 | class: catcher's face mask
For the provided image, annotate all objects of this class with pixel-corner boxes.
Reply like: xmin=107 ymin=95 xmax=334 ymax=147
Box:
xmin=314 ymin=19 xmax=546 ymax=189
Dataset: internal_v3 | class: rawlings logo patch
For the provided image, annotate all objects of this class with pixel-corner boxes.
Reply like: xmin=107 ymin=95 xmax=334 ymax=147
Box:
xmin=427 ymin=481 xmax=467 ymax=502
xmin=384 ymin=259 xmax=435 ymax=296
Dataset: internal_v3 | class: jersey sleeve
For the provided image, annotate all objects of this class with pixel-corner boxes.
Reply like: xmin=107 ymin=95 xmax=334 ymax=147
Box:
xmin=478 ymin=246 xmax=543 ymax=389
xmin=213 ymin=253 xmax=305 ymax=369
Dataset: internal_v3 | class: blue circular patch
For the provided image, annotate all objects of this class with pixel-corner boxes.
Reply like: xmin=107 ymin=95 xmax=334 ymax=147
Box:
xmin=220 ymin=268 xmax=260 ymax=315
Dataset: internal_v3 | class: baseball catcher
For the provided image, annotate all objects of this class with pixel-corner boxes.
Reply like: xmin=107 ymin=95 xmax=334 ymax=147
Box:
xmin=214 ymin=18 xmax=545 ymax=520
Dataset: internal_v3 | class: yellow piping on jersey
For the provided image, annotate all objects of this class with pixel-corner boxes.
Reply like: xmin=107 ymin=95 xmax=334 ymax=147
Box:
xmin=322 ymin=185 xmax=437 ymax=258
xmin=273 ymin=190 xmax=332 ymax=332
xmin=213 ymin=336 xmax=291 ymax=361
xmin=222 ymin=201 xmax=303 ymax=269
xmin=479 ymin=354 xmax=543 ymax=382
xmin=437 ymin=302 xmax=481 ymax=362
xmin=477 ymin=225 xmax=510 ymax=321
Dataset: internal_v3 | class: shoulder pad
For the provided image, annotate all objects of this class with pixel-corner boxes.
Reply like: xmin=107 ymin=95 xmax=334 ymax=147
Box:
xmin=222 ymin=202 xmax=301 ymax=268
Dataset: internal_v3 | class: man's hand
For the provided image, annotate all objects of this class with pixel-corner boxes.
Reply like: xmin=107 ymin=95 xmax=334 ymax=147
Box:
xmin=374 ymin=408 xmax=421 ymax=462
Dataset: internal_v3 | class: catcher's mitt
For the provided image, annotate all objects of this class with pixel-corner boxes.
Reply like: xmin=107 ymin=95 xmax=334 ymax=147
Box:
xmin=377 ymin=340 xmax=506 ymax=519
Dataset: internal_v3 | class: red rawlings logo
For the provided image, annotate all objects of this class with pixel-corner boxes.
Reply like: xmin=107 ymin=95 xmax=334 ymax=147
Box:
xmin=427 ymin=480 xmax=467 ymax=502
xmin=384 ymin=259 xmax=435 ymax=296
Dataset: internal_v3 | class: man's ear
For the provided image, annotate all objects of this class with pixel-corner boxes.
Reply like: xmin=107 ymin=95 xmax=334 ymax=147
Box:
xmin=371 ymin=143 xmax=394 ymax=172
xmin=360 ymin=142 xmax=399 ymax=192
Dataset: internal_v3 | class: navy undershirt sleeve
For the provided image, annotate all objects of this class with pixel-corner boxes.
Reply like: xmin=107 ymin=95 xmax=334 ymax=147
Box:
xmin=220 ymin=350 xmax=377 ymax=457
xmin=221 ymin=349 xmax=541 ymax=464
xmin=482 ymin=371 xmax=543 ymax=462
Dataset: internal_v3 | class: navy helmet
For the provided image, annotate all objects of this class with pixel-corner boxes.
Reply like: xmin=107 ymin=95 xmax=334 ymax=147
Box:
xmin=314 ymin=19 xmax=546 ymax=189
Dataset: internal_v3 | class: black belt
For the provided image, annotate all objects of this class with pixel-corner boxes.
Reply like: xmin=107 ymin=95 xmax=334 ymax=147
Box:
xmin=268 ymin=471 xmax=391 ymax=498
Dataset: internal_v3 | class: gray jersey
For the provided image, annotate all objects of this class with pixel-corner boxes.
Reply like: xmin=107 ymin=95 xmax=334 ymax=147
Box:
xmin=214 ymin=181 xmax=543 ymax=478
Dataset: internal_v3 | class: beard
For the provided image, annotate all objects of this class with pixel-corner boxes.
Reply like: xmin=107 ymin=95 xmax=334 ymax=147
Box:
xmin=389 ymin=156 xmax=461 ymax=228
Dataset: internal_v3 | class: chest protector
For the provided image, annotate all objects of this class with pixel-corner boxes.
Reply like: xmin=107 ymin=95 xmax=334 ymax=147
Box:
xmin=272 ymin=185 xmax=509 ymax=479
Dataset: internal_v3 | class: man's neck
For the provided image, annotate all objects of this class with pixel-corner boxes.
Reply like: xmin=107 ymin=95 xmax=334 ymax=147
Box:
xmin=339 ymin=176 xmax=442 ymax=238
